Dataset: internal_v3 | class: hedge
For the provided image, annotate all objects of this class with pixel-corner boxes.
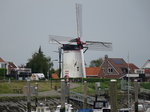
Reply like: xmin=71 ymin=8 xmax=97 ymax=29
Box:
xmin=0 ymin=68 xmax=7 ymax=76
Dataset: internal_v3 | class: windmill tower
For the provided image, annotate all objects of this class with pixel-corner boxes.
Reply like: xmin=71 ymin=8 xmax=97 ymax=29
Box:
xmin=49 ymin=4 xmax=112 ymax=78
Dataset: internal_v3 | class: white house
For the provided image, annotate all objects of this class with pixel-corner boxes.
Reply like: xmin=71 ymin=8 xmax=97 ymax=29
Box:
xmin=0 ymin=57 xmax=7 ymax=69
xmin=142 ymin=60 xmax=150 ymax=69
xmin=0 ymin=57 xmax=18 ymax=74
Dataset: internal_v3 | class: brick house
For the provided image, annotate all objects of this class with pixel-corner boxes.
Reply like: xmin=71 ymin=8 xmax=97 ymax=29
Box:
xmin=100 ymin=55 xmax=138 ymax=79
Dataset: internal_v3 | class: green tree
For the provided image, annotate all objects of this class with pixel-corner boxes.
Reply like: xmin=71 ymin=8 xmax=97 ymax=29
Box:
xmin=89 ymin=58 xmax=103 ymax=67
xmin=26 ymin=47 xmax=53 ymax=78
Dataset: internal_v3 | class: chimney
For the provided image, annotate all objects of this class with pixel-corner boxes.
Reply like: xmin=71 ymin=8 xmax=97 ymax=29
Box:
xmin=105 ymin=55 xmax=108 ymax=60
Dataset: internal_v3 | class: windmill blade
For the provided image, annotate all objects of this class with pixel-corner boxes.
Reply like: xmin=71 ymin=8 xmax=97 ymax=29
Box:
xmin=76 ymin=3 xmax=82 ymax=38
xmin=49 ymin=35 xmax=76 ymax=45
xmin=85 ymin=41 xmax=112 ymax=51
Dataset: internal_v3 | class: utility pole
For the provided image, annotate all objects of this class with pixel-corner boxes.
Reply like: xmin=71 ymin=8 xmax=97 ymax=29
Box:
xmin=127 ymin=52 xmax=130 ymax=109
xmin=58 ymin=47 xmax=62 ymax=77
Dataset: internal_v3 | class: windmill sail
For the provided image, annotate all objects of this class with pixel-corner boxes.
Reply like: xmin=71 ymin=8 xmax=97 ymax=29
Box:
xmin=85 ymin=41 xmax=112 ymax=51
xmin=76 ymin=3 xmax=82 ymax=38
xmin=49 ymin=35 xmax=76 ymax=45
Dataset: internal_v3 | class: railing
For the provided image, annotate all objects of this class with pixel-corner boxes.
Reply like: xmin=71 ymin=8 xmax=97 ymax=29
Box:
xmin=69 ymin=91 xmax=95 ymax=105
xmin=140 ymin=88 xmax=150 ymax=94
xmin=125 ymin=86 xmax=150 ymax=94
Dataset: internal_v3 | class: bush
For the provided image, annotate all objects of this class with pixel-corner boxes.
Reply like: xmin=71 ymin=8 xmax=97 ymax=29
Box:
xmin=140 ymin=82 xmax=150 ymax=89
xmin=84 ymin=78 xmax=111 ymax=82
xmin=0 ymin=68 xmax=7 ymax=79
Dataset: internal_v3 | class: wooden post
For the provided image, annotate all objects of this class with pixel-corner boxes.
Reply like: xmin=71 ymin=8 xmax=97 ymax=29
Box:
xmin=27 ymin=79 xmax=31 ymax=112
xmin=60 ymin=79 xmax=65 ymax=112
xmin=35 ymin=82 xmax=38 ymax=107
xmin=110 ymin=79 xmax=117 ymax=112
xmin=134 ymin=80 xmax=139 ymax=112
xmin=83 ymin=81 xmax=87 ymax=109
xmin=66 ymin=82 xmax=70 ymax=104
xmin=95 ymin=82 xmax=100 ymax=95
xmin=50 ymin=78 xmax=52 ymax=89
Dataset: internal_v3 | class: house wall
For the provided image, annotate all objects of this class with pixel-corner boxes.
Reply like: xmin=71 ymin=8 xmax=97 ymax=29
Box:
xmin=142 ymin=61 xmax=150 ymax=69
xmin=0 ymin=62 xmax=6 ymax=68
xmin=0 ymin=62 xmax=9 ymax=75
xmin=101 ymin=60 xmax=119 ymax=76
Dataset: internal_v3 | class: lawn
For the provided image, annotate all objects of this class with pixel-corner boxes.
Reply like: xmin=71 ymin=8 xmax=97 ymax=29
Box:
xmin=0 ymin=80 xmax=60 ymax=94
xmin=71 ymin=80 xmax=150 ymax=96
xmin=140 ymin=82 xmax=150 ymax=89
xmin=0 ymin=79 xmax=149 ymax=94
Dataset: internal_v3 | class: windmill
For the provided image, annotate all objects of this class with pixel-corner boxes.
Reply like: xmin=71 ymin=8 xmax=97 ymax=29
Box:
xmin=49 ymin=4 xmax=112 ymax=78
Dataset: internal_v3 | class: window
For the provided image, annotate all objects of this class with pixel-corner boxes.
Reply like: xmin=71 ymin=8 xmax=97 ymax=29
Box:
xmin=108 ymin=68 xmax=113 ymax=73
xmin=121 ymin=68 xmax=128 ymax=74
xmin=1 ymin=63 xmax=6 ymax=68
xmin=77 ymin=67 xmax=79 ymax=71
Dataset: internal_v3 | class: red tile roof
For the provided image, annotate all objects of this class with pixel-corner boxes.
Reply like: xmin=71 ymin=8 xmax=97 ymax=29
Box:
xmin=0 ymin=57 xmax=5 ymax=62
xmin=86 ymin=67 xmax=102 ymax=77
xmin=128 ymin=63 xmax=139 ymax=73
xmin=51 ymin=73 xmax=59 ymax=79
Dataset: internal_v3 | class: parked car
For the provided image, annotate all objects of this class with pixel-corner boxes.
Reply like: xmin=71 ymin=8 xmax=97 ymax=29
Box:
xmin=30 ymin=73 xmax=45 ymax=80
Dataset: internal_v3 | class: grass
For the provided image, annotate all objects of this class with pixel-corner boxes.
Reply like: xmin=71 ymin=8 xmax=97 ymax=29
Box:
xmin=71 ymin=82 xmax=110 ymax=96
xmin=71 ymin=81 xmax=150 ymax=96
xmin=0 ymin=80 xmax=149 ymax=94
xmin=71 ymin=85 xmax=95 ymax=96
xmin=0 ymin=83 xmax=11 ymax=93
xmin=0 ymin=80 xmax=60 ymax=94
xmin=140 ymin=82 xmax=150 ymax=89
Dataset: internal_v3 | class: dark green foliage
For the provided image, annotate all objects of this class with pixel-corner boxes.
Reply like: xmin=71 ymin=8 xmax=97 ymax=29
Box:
xmin=0 ymin=68 xmax=7 ymax=78
xmin=89 ymin=58 xmax=103 ymax=67
xmin=0 ymin=68 xmax=7 ymax=76
xmin=26 ymin=47 xmax=53 ymax=78
xmin=83 ymin=78 xmax=111 ymax=83
xmin=140 ymin=82 xmax=150 ymax=89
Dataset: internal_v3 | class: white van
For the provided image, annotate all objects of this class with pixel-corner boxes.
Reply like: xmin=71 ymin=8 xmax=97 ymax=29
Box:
xmin=31 ymin=73 xmax=45 ymax=80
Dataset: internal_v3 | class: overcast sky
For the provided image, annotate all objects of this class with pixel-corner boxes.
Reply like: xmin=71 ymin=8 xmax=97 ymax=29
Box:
xmin=0 ymin=0 xmax=150 ymax=68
